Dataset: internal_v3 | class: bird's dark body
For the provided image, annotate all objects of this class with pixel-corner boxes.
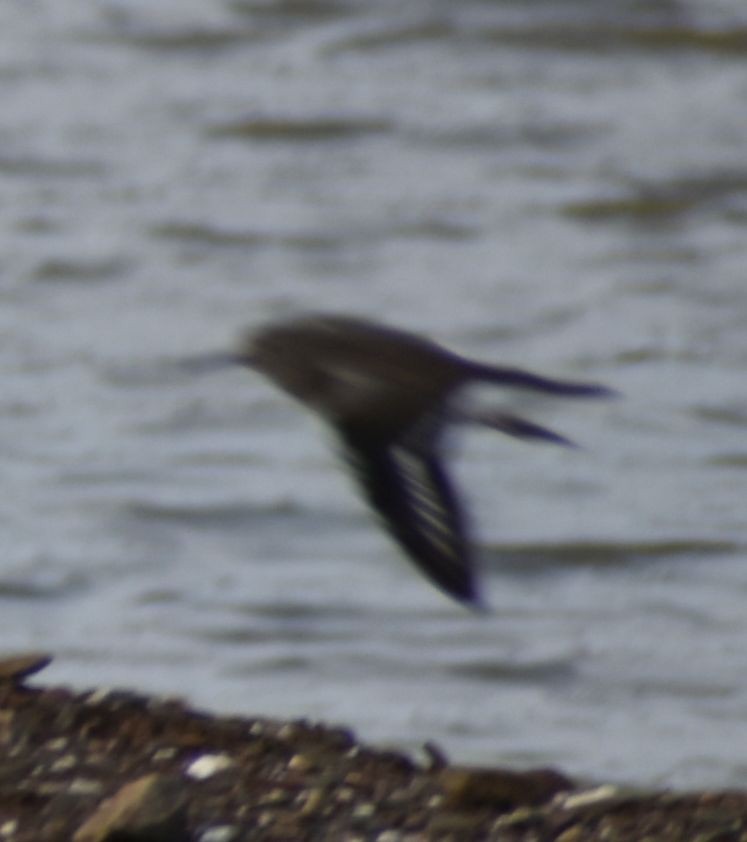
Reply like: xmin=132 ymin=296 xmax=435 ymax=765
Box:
xmin=234 ymin=313 xmax=612 ymax=608
xmin=246 ymin=316 xmax=466 ymax=439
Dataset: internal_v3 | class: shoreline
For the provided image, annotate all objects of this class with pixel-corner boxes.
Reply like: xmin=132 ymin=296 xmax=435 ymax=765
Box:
xmin=1 ymin=653 xmax=744 ymax=841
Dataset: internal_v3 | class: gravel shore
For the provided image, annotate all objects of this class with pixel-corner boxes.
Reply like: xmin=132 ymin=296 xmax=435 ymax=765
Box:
xmin=1 ymin=654 xmax=745 ymax=841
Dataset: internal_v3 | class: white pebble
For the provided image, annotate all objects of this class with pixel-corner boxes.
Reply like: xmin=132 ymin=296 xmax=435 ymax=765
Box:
xmin=199 ymin=826 xmax=238 ymax=842
xmin=186 ymin=753 xmax=235 ymax=780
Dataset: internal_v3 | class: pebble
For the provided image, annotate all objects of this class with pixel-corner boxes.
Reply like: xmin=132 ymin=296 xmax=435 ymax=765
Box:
xmin=562 ymin=785 xmax=621 ymax=810
xmin=556 ymin=827 xmax=585 ymax=842
xmin=288 ymin=753 xmax=313 ymax=773
xmin=68 ymin=778 xmax=105 ymax=797
xmin=0 ymin=821 xmax=18 ymax=838
xmin=50 ymin=754 xmax=78 ymax=773
xmin=83 ymin=688 xmax=115 ymax=706
xmin=336 ymin=787 xmax=356 ymax=803
xmin=277 ymin=723 xmax=298 ymax=740
xmin=186 ymin=754 xmax=235 ymax=780
xmin=299 ymin=787 xmax=325 ymax=815
xmin=198 ymin=826 xmax=238 ymax=842
xmin=259 ymin=788 xmax=289 ymax=806
xmin=352 ymin=803 xmax=375 ymax=820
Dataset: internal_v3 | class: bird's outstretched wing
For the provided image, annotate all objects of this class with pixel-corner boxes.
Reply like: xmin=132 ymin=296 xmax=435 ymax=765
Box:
xmin=339 ymin=429 xmax=481 ymax=608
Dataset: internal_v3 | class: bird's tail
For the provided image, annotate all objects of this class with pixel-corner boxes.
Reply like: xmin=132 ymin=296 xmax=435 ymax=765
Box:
xmin=472 ymin=411 xmax=578 ymax=447
xmin=467 ymin=361 xmax=615 ymax=398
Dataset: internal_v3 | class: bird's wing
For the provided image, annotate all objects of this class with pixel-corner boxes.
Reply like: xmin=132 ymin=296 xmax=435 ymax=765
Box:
xmin=339 ymin=429 xmax=481 ymax=609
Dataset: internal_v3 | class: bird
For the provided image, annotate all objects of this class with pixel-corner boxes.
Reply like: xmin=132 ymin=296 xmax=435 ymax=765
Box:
xmin=196 ymin=314 xmax=613 ymax=609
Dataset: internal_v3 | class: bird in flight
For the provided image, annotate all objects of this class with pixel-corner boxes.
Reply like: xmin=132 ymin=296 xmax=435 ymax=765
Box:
xmin=199 ymin=314 xmax=613 ymax=609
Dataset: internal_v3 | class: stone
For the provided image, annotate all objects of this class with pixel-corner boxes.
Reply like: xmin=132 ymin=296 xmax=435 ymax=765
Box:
xmin=185 ymin=753 xmax=235 ymax=780
xmin=439 ymin=765 xmax=573 ymax=810
xmin=73 ymin=773 xmax=187 ymax=842
xmin=0 ymin=652 xmax=53 ymax=683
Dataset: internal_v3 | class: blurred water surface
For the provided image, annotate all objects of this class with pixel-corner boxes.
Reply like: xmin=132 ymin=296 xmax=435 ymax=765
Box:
xmin=2 ymin=0 xmax=747 ymax=788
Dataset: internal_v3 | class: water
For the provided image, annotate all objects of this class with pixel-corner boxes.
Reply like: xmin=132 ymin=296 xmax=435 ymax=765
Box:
xmin=2 ymin=0 xmax=747 ymax=789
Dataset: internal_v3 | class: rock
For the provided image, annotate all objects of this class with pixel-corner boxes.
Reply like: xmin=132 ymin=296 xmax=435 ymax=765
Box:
xmin=197 ymin=827 xmax=238 ymax=842
xmin=73 ymin=773 xmax=188 ymax=842
xmin=439 ymin=765 xmax=573 ymax=810
xmin=0 ymin=652 xmax=53 ymax=684
xmin=185 ymin=753 xmax=235 ymax=780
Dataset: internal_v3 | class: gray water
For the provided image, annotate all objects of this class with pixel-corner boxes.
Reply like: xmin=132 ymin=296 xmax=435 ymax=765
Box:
xmin=2 ymin=0 xmax=747 ymax=789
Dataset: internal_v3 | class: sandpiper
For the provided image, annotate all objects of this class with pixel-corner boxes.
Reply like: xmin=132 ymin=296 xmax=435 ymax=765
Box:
xmin=211 ymin=314 xmax=612 ymax=608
